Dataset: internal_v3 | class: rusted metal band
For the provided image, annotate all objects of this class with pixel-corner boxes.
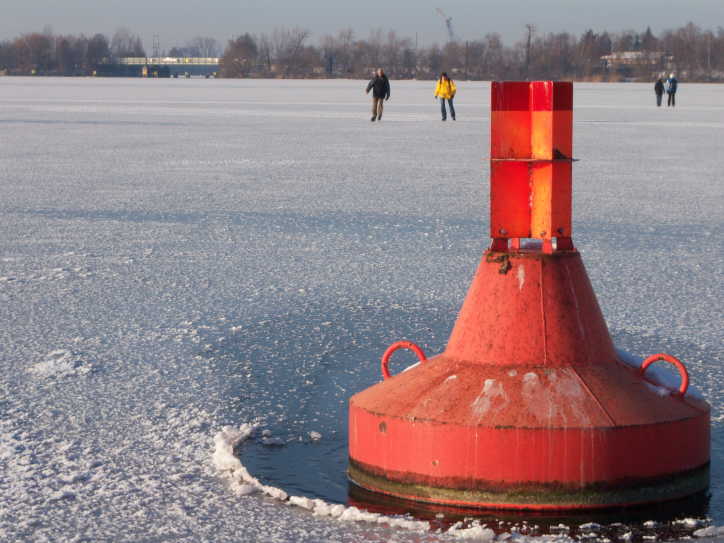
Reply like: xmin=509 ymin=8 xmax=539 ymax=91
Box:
xmin=348 ymin=461 xmax=709 ymax=511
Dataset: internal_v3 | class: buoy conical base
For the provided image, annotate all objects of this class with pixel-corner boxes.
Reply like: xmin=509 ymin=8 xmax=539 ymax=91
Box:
xmin=348 ymin=249 xmax=710 ymax=510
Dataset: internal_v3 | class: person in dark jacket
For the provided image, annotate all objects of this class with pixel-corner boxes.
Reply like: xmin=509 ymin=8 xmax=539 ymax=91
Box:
xmin=654 ymin=77 xmax=665 ymax=107
xmin=365 ymin=68 xmax=390 ymax=122
xmin=666 ymin=73 xmax=678 ymax=107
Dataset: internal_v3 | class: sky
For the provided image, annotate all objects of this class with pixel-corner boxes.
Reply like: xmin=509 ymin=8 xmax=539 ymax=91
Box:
xmin=2 ymin=0 xmax=722 ymax=52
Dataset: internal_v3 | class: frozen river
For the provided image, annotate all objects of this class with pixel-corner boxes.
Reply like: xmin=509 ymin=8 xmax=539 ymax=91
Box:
xmin=0 ymin=77 xmax=722 ymax=542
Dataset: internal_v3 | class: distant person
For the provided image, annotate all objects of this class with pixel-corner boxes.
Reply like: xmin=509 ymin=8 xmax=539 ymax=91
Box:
xmin=434 ymin=72 xmax=457 ymax=121
xmin=654 ymin=77 xmax=665 ymax=107
xmin=365 ymin=68 xmax=390 ymax=122
xmin=666 ymin=73 xmax=678 ymax=107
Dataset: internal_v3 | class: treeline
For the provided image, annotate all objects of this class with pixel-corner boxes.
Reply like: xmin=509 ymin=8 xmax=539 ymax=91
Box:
xmin=0 ymin=28 xmax=146 ymax=75
xmin=0 ymin=29 xmax=224 ymax=76
xmin=221 ymin=23 xmax=724 ymax=81
xmin=1 ymin=23 xmax=723 ymax=81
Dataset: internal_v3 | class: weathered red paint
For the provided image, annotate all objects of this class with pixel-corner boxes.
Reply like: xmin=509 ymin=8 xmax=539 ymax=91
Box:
xmin=348 ymin=81 xmax=711 ymax=510
xmin=491 ymin=81 xmax=572 ymax=112
xmin=350 ymin=252 xmax=709 ymax=497
xmin=490 ymin=81 xmax=573 ymax=250
xmin=490 ymin=161 xmax=572 ymax=243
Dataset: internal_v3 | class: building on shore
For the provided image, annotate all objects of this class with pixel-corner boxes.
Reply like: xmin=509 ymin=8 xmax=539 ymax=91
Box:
xmin=600 ymin=51 xmax=674 ymax=79
xmin=97 ymin=57 xmax=219 ymax=77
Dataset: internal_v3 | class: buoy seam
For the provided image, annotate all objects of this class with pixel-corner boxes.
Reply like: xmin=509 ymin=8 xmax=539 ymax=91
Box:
xmin=349 ymin=406 xmax=702 ymax=430
xmin=569 ymin=364 xmax=617 ymax=426
xmin=538 ymin=259 xmax=548 ymax=366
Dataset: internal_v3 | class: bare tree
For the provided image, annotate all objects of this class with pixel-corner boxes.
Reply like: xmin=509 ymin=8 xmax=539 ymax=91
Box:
xmin=0 ymin=40 xmax=19 ymax=72
xmin=271 ymin=27 xmax=311 ymax=76
xmin=189 ymin=36 xmax=220 ymax=57
xmin=320 ymin=34 xmax=338 ymax=75
xmin=256 ymin=33 xmax=273 ymax=74
xmin=336 ymin=28 xmax=355 ymax=74
xmin=86 ymin=33 xmax=110 ymax=69
xmin=111 ymin=28 xmax=145 ymax=59
xmin=366 ymin=28 xmax=385 ymax=69
xmin=56 ymin=35 xmax=84 ymax=75
xmin=482 ymin=33 xmax=505 ymax=79
xmin=220 ymin=34 xmax=258 ymax=77
xmin=15 ymin=33 xmax=54 ymax=73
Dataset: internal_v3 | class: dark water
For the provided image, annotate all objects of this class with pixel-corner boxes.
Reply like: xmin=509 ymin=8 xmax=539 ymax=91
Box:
xmin=203 ymin=296 xmax=721 ymax=541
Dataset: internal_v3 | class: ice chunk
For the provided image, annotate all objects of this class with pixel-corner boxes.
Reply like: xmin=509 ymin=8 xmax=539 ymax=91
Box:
xmin=447 ymin=524 xmax=496 ymax=540
xmin=694 ymin=526 xmax=724 ymax=538
xmin=27 ymin=350 xmax=92 ymax=379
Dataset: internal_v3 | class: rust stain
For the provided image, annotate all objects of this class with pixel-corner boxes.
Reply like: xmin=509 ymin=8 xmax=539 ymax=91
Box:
xmin=486 ymin=252 xmax=512 ymax=274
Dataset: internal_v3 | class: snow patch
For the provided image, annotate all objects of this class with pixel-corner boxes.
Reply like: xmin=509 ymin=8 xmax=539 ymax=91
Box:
xmin=522 ymin=372 xmax=539 ymax=387
xmin=694 ymin=525 xmax=724 ymax=538
xmin=554 ymin=371 xmax=585 ymax=399
xmin=27 ymin=350 xmax=92 ymax=379
xmin=673 ymin=518 xmax=707 ymax=529
xmin=471 ymin=379 xmax=508 ymax=417
xmin=212 ymin=424 xmax=281 ymax=498
xmin=517 ymin=265 xmax=526 ymax=291
xmin=447 ymin=522 xmax=496 ymax=540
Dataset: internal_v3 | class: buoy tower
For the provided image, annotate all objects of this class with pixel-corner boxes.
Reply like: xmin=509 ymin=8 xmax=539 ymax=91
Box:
xmin=348 ymin=81 xmax=710 ymax=510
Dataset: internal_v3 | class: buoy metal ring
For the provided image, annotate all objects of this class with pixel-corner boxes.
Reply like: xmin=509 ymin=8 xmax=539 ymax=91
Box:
xmin=640 ymin=353 xmax=689 ymax=396
xmin=381 ymin=341 xmax=427 ymax=380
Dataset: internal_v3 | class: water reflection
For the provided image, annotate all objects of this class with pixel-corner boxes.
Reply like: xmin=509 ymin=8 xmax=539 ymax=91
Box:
xmin=349 ymin=483 xmax=710 ymax=541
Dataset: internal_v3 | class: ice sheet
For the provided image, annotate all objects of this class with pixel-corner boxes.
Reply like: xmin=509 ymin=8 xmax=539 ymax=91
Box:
xmin=0 ymin=77 xmax=722 ymax=542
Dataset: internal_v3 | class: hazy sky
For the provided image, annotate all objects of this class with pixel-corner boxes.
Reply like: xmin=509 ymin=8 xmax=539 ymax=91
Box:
xmin=2 ymin=0 xmax=722 ymax=51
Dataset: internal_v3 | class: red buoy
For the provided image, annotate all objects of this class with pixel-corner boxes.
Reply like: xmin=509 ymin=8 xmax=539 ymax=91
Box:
xmin=348 ymin=81 xmax=710 ymax=511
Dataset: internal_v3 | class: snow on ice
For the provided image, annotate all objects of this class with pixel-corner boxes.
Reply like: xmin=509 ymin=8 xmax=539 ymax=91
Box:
xmin=27 ymin=349 xmax=92 ymax=378
xmin=0 ymin=77 xmax=722 ymax=542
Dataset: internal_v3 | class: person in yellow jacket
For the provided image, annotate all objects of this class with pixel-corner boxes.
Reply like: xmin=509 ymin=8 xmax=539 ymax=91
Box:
xmin=434 ymin=72 xmax=456 ymax=121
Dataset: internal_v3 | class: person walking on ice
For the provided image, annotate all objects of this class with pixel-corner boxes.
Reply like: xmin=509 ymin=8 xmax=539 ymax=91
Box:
xmin=654 ymin=77 xmax=665 ymax=107
xmin=666 ymin=73 xmax=678 ymax=107
xmin=366 ymin=68 xmax=390 ymax=122
xmin=434 ymin=72 xmax=456 ymax=121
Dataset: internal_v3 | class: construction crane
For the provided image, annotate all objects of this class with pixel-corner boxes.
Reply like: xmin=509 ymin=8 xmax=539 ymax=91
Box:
xmin=436 ymin=8 xmax=456 ymax=42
